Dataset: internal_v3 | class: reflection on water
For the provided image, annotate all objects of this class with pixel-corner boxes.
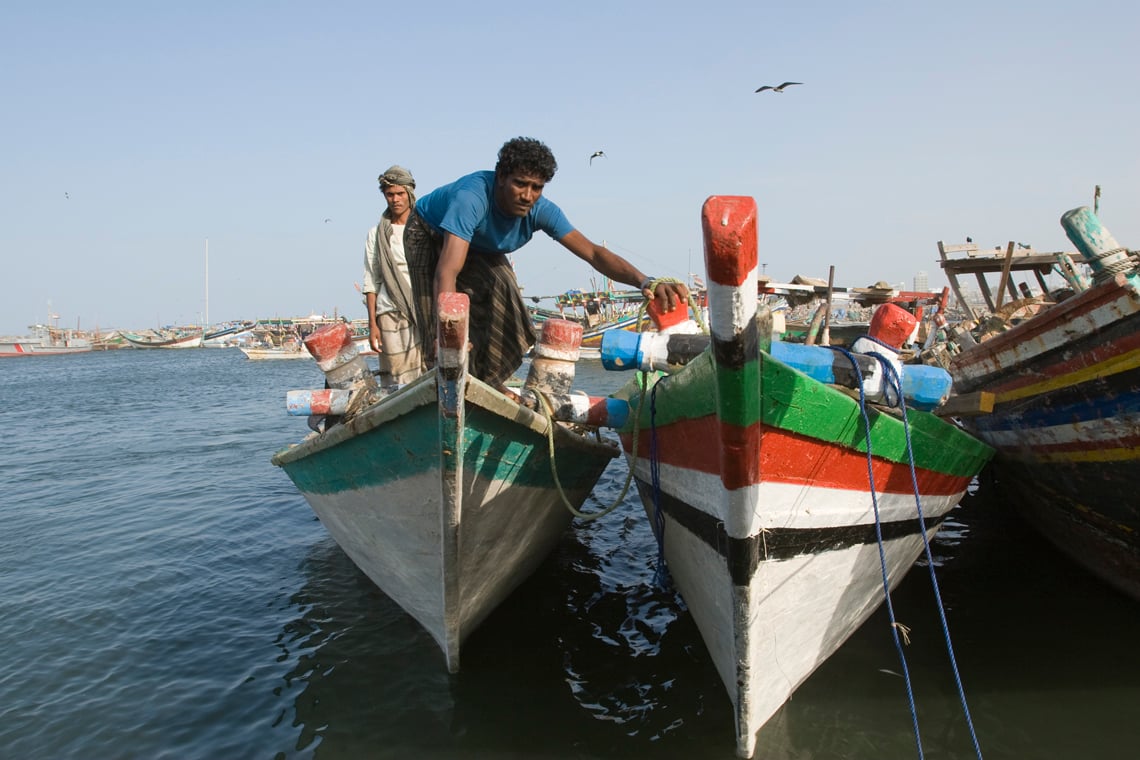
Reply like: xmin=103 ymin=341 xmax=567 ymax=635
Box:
xmin=274 ymin=536 xmax=457 ymax=758
xmin=276 ymin=458 xmax=740 ymax=758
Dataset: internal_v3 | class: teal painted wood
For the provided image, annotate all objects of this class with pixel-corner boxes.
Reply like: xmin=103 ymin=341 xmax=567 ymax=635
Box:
xmin=279 ymin=403 xmax=439 ymax=494
xmin=613 ymin=351 xmax=992 ymax=479
xmin=279 ymin=388 xmax=616 ymax=498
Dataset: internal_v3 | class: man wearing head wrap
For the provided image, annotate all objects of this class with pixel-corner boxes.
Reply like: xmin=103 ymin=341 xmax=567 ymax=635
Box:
xmin=362 ymin=165 xmax=425 ymax=386
xmin=404 ymin=137 xmax=688 ymax=388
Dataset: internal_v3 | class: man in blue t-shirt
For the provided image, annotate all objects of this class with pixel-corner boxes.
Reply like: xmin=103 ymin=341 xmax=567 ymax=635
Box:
xmin=404 ymin=136 xmax=688 ymax=387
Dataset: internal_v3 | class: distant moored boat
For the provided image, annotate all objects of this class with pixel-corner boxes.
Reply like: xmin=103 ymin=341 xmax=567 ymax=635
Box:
xmin=120 ymin=328 xmax=204 ymax=349
xmin=0 ymin=323 xmax=92 ymax=357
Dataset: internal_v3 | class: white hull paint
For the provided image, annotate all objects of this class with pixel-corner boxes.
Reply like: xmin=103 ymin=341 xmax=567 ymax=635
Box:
xmin=122 ymin=333 xmax=204 ymax=349
xmin=632 ymin=456 xmax=962 ymax=534
xmin=275 ymin=374 xmax=618 ymax=672
xmin=299 ymin=467 xmax=579 ymax=654
xmin=632 ymin=463 xmax=962 ymax=758
xmin=240 ymin=346 xmax=309 ymax=360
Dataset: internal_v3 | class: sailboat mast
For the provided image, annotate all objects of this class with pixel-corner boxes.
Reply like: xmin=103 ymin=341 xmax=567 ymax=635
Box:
xmin=205 ymin=238 xmax=209 ymax=329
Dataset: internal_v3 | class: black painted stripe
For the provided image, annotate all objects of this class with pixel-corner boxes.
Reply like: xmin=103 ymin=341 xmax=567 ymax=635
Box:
xmin=711 ymin=315 xmax=759 ymax=371
xmin=639 ymin=480 xmax=941 ymax=586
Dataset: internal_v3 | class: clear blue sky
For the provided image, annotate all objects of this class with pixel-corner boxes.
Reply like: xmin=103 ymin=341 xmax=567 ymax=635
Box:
xmin=2 ymin=0 xmax=1137 ymax=334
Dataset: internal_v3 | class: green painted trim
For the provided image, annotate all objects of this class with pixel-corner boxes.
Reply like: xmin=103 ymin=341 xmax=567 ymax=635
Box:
xmin=613 ymin=350 xmax=992 ymax=477
xmin=281 ymin=402 xmax=616 ymax=496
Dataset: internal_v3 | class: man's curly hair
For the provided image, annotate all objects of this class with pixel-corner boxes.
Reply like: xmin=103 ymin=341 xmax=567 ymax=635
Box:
xmin=495 ymin=137 xmax=558 ymax=182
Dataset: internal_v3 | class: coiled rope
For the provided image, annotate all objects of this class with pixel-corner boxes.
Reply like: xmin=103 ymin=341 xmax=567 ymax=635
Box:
xmin=1089 ymin=246 xmax=1134 ymax=282
xmin=535 ymin=374 xmax=647 ymax=522
xmin=536 ymin=276 xmax=704 ymax=523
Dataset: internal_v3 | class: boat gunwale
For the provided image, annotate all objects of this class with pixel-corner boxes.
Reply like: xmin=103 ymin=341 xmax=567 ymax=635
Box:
xmin=271 ymin=371 xmax=619 ymax=467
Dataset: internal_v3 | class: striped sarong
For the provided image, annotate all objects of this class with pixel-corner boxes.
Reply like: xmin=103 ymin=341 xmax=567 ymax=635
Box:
xmin=405 ymin=212 xmax=537 ymax=387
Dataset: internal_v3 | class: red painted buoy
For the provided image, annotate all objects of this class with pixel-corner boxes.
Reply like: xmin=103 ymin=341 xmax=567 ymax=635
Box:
xmin=868 ymin=303 xmax=919 ymax=349
xmin=535 ymin=319 xmax=583 ymax=359
xmin=647 ymin=297 xmax=689 ymax=331
xmin=304 ymin=323 xmax=353 ymax=362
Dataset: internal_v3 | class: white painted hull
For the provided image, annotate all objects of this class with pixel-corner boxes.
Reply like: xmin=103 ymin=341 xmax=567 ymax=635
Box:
xmin=274 ymin=376 xmax=617 ymax=671
xmin=121 ymin=332 xmax=203 ymax=349
xmin=0 ymin=340 xmax=92 ymax=357
xmin=240 ymin=346 xmax=309 ymax=360
xmin=301 ymin=468 xmax=576 ymax=651
xmin=631 ymin=465 xmax=964 ymax=758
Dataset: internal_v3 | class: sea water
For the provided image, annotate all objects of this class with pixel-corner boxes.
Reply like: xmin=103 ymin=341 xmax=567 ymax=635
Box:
xmin=1 ymin=349 xmax=1138 ymax=759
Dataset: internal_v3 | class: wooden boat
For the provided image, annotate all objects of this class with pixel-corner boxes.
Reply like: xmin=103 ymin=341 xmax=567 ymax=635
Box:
xmin=602 ymin=196 xmax=993 ymax=758
xmin=928 ymin=206 xmax=1140 ymax=600
xmin=0 ymin=322 xmax=92 ymax=357
xmin=240 ymin=344 xmax=310 ymax=360
xmin=202 ymin=320 xmax=256 ymax=347
xmin=531 ymin=287 xmax=648 ymax=360
xmin=271 ymin=302 xmax=620 ymax=671
xmin=120 ymin=327 xmax=204 ymax=349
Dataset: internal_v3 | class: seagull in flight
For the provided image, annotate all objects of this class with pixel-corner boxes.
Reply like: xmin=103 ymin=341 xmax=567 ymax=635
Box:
xmin=755 ymin=81 xmax=802 ymax=93
xmin=64 ymin=192 xmax=69 ymax=199
xmin=589 ymin=150 xmax=605 ymax=165
xmin=324 ymin=218 xmax=331 ymax=223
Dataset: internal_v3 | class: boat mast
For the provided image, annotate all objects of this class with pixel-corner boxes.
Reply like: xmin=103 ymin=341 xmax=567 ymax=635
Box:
xmin=205 ymin=238 xmax=209 ymax=329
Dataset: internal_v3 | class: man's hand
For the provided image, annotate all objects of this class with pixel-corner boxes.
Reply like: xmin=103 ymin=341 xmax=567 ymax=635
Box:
xmin=645 ymin=281 xmax=690 ymax=312
xmin=369 ymin=321 xmax=383 ymax=354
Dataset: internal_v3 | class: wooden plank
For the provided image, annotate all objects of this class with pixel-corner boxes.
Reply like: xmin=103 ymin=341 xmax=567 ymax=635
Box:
xmin=935 ymin=391 xmax=995 ymax=417
xmin=939 ymin=240 xmax=978 ymax=322
xmin=994 ymin=241 xmax=1016 ymax=310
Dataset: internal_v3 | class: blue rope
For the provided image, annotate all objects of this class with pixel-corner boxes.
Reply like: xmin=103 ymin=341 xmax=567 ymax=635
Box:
xmin=871 ymin=355 xmax=985 ymax=760
xmin=828 ymin=346 xmax=926 ymax=759
xmin=648 ymin=376 xmax=671 ymax=590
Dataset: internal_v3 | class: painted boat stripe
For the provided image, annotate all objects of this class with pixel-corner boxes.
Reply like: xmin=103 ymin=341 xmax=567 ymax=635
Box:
xmin=980 ymin=326 xmax=1140 ymax=396
xmin=990 ymin=346 xmax=1140 ymax=403
xmin=622 ymin=420 xmax=973 ymax=494
xmin=629 ymin=458 xmax=964 ymax=532
xmin=952 ymin=282 xmax=1140 ymax=391
xmin=644 ymin=482 xmax=946 ymax=585
xmin=953 ymin=277 xmax=1137 ymax=375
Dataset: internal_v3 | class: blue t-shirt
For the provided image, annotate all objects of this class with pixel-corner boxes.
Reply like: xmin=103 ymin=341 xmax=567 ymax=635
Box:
xmin=414 ymin=170 xmax=575 ymax=255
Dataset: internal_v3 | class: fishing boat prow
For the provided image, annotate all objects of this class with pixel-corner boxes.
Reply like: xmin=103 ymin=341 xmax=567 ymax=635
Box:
xmin=601 ymin=195 xmax=993 ymax=757
xmin=272 ymin=295 xmax=622 ymax=671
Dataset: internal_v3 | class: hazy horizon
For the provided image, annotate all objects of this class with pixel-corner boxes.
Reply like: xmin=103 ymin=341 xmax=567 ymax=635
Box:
xmin=3 ymin=1 xmax=1136 ymax=335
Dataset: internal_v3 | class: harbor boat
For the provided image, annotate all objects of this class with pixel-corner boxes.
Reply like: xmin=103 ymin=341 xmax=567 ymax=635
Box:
xmin=202 ymin=320 xmax=257 ymax=347
xmin=272 ymin=305 xmax=621 ymax=671
xmin=927 ymin=207 xmax=1140 ymax=601
xmin=0 ymin=322 xmax=92 ymax=357
xmin=531 ymin=287 xmax=648 ymax=360
xmin=120 ymin=327 xmax=204 ymax=349
xmin=239 ymin=344 xmax=310 ymax=360
xmin=601 ymin=196 xmax=993 ymax=758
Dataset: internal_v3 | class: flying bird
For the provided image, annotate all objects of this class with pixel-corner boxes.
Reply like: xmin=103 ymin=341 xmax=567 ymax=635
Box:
xmin=324 ymin=218 xmax=331 ymax=223
xmin=589 ymin=150 xmax=605 ymax=165
xmin=64 ymin=192 xmax=69 ymax=199
xmin=755 ymin=81 xmax=802 ymax=93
